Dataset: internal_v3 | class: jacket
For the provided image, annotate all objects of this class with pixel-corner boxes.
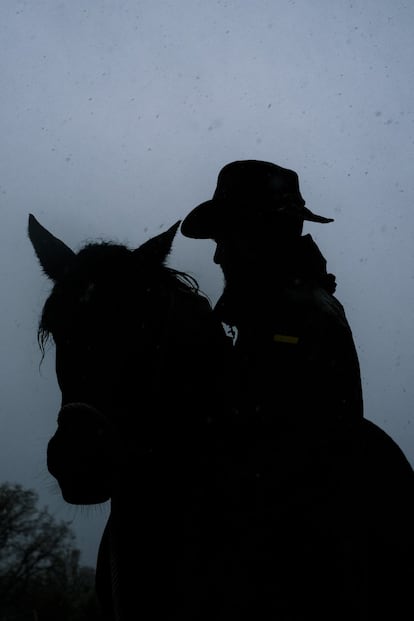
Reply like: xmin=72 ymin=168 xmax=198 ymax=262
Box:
xmin=214 ymin=233 xmax=363 ymax=429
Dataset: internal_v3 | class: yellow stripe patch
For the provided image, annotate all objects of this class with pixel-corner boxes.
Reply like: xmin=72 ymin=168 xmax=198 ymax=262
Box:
xmin=273 ymin=334 xmax=299 ymax=344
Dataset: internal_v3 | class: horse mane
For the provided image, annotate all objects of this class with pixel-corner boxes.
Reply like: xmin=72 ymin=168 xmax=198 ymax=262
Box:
xmin=37 ymin=240 xmax=203 ymax=354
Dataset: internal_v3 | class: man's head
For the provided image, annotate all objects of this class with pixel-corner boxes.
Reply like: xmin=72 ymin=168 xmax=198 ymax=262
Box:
xmin=181 ymin=160 xmax=333 ymax=243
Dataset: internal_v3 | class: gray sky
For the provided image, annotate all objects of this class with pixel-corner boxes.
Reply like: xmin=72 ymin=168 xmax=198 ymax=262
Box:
xmin=1 ymin=0 xmax=413 ymax=567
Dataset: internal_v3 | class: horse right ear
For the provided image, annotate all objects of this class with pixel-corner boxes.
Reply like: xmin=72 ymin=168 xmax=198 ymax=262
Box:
xmin=134 ymin=220 xmax=181 ymax=265
xmin=28 ymin=214 xmax=75 ymax=282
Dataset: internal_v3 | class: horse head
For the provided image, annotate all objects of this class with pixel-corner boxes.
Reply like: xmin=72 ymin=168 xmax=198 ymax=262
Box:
xmin=28 ymin=214 xmax=229 ymax=507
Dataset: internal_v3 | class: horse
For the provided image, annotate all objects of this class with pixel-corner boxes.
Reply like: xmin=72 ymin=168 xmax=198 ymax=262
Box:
xmin=28 ymin=213 xmax=414 ymax=620
xmin=28 ymin=213 xmax=236 ymax=620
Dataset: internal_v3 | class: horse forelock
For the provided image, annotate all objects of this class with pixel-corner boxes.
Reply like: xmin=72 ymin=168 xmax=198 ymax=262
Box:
xmin=37 ymin=240 xmax=202 ymax=354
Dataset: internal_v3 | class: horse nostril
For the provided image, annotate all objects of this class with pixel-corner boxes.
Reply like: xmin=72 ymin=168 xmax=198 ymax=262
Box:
xmin=47 ymin=404 xmax=113 ymax=504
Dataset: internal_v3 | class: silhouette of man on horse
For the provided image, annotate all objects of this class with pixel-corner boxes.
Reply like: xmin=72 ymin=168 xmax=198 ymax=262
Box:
xmin=27 ymin=164 xmax=413 ymax=619
xmin=181 ymin=160 xmax=414 ymax=619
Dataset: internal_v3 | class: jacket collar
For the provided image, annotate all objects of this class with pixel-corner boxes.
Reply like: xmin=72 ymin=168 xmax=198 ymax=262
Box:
xmin=214 ymin=234 xmax=336 ymax=327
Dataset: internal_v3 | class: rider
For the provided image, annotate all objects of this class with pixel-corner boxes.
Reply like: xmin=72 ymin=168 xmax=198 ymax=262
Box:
xmin=181 ymin=159 xmax=363 ymax=429
xmin=180 ymin=159 xmax=367 ymax=618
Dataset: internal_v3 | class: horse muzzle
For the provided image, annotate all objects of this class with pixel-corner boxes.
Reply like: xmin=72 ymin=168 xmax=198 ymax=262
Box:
xmin=47 ymin=402 xmax=113 ymax=505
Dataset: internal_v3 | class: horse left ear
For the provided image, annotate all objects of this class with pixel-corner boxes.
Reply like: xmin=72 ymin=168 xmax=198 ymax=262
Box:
xmin=134 ymin=220 xmax=181 ymax=264
xmin=28 ymin=213 xmax=75 ymax=282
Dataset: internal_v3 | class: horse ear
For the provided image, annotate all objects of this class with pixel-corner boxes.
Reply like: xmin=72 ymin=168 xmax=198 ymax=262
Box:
xmin=134 ymin=220 xmax=181 ymax=264
xmin=28 ymin=213 xmax=75 ymax=282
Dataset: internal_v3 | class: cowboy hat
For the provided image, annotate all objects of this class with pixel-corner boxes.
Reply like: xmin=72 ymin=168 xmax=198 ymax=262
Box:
xmin=181 ymin=160 xmax=333 ymax=239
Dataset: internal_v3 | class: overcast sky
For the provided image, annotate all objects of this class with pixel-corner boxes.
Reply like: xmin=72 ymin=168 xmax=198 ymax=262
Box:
xmin=1 ymin=0 xmax=413 ymax=567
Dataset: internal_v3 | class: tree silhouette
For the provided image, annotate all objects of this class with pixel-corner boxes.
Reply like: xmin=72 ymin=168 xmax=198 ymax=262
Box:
xmin=0 ymin=482 xmax=102 ymax=620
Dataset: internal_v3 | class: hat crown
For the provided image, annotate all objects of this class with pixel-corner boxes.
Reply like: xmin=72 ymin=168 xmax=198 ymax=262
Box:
xmin=213 ymin=160 xmax=303 ymax=205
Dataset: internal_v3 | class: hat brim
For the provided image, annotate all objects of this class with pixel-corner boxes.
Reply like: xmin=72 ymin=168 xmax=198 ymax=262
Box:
xmin=180 ymin=200 xmax=224 ymax=239
xmin=180 ymin=200 xmax=334 ymax=239
xmin=301 ymin=207 xmax=334 ymax=224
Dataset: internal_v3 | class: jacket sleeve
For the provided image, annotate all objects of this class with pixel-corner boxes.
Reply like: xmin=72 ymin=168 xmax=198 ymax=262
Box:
xmin=305 ymin=287 xmax=364 ymax=422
